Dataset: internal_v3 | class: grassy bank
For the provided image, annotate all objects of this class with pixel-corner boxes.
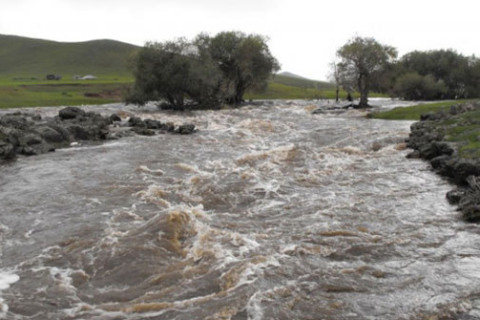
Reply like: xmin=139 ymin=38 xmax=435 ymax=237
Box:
xmin=369 ymin=100 xmax=472 ymax=120
xmin=370 ymin=100 xmax=480 ymax=158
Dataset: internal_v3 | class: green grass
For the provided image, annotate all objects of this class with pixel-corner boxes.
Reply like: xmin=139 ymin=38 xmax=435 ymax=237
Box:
xmin=369 ymin=100 xmax=472 ymax=120
xmin=0 ymin=82 xmax=132 ymax=108
xmin=441 ymin=109 xmax=480 ymax=158
xmin=246 ymin=81 xmax=387 ymax=100
xmin=245 ymin=82 xmax=343 ymax=100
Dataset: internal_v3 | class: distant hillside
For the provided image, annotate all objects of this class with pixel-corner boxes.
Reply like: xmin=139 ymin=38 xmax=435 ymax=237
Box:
xmin=273 ymin=73 xmax=334 ymax=90
xmin=278 ymin=71 xmax=308 ymax=79
xmin=0 ymin=34 xmax=139 ymax=79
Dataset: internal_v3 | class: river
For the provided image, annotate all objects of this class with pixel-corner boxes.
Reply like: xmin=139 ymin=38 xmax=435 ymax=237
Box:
xmin=1 ymin=100 xmax=480 ymax=319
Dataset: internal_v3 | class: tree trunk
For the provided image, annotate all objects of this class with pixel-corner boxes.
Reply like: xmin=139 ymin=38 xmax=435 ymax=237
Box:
xmin=335 ymin=85 xmax=339 ymax=103
xmin=358 ymin=74 xmax=369 ymax=108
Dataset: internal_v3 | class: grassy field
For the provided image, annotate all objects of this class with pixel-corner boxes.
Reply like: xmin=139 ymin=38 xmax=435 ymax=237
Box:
xmin=0 ymin=82 xmax=132 ymax=108
xmin=246 ymin=81 xmax=350 ymax=100
xmin=369 ymin=100 xmax=471 ymax=120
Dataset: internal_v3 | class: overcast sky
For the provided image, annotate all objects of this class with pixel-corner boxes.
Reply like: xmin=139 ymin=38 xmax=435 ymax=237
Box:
xmin=1 ymin=0 xmax=479 ymax=80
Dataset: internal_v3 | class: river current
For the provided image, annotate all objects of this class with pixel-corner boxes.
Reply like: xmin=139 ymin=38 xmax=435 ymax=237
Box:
xmin=1 ymin=100 xmax=480 ymax=319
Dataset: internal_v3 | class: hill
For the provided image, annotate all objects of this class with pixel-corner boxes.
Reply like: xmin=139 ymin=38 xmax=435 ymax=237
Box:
xmin=278 ymin=71 xmax=308 ymax=79
xmin=0 ymin=34 xmax=139 ymax=80
xmin=273 ymin=73 xmax=335 ymax=91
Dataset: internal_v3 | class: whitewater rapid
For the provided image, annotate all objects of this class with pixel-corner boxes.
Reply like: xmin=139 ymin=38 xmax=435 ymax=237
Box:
xmin=1 ymin=100 xmax=479 ymax=319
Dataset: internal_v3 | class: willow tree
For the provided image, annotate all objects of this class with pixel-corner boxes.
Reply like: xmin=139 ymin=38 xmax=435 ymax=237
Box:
xmin=127 ymin=31 xmax=279 ymax=108
xmin=337 ymin=36 xmax=397 ymax=107
xmin=207 ymin=31 xmax=280 ymax=104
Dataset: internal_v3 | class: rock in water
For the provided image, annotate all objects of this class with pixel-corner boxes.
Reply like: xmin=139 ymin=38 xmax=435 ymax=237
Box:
xmin=176 ymin=124 xmax=195 ymax=134
xmin=59 ymin=107 xmax=86 ymax=120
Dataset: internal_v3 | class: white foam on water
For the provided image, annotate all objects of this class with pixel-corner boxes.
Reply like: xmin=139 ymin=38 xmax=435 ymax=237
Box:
xmin=0 ymin=271 xmax=20 ymax=314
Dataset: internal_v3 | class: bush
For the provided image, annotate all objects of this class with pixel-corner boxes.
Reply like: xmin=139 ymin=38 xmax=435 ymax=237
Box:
xmin=393 ymin=72 xmax=447 ymax=100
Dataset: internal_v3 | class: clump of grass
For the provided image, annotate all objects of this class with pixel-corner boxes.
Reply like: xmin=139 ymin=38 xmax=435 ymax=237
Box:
xmin=442 ymin=110 xmax=480 ymax=158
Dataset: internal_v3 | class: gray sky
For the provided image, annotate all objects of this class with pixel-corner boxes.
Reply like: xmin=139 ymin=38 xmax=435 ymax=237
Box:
xmin=1 ymin=0 xmax=479 ymax=80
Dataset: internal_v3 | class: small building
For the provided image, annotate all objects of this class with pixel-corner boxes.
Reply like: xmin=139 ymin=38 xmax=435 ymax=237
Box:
xmin=46 ymin=74 xmax=62 ymax=80
xmin=80 ymin=75 xmax=97 ymax=80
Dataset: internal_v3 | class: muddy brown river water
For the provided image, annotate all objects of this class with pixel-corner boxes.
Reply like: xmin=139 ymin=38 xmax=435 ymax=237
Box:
xmin=1 ymin=100 xmax=480 ymax=319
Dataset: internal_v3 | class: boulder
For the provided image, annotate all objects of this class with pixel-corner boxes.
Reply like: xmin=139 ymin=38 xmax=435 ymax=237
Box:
xmin=144 ymin=119 xmax=163 ymax=130
xmin=59 ymin=107 xmax=86 ymax=120
xmin=446 ymin=189 xmax=465 ymax=204
xmin=0 ymin=141 xmax=15 ymax=160
xmin=109 ymin=114 xmax=122 ymax=123
xmin=176 ymin=124 xmax=196 ymax=135
xmin=430 ymin=155 xmax=451 ymax=170
xmin=128 ymin=117 xmax=146 ymax=128
xmin=452 ymin=161 xmax=480 ymax=183
xmin=463 ymin=205 xmax=480 ymax=222
xmin=36 ymin=126 xmax=67 ymax=143
xmin=0 ymin=114 xmax=30 ymax=130
xmin=131 ymin=127 xmax=155 ymax=136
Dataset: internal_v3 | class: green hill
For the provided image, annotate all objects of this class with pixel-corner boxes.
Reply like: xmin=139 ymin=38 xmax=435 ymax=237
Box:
xmin=0 ymin=34 xmax=139 ymax=80
xmin=273 ymin=73 xmax=335 ymax=90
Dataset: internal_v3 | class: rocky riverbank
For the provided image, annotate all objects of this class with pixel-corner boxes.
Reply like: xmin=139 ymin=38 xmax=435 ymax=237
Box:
xmin=406 ymin=102 xmax=480 ymax=221
xmin=0 ymin=106 xmax=195 ymax=162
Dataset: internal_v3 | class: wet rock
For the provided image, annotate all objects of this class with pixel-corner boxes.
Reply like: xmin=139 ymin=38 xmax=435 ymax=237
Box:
xmin=421 ymin=111 xmax=446 ymax=121
xmin=37 ymin=126 xmax=66 ymax=143
xmin=109 ymin=114 xmax=122 ymax=123
xmin=0 ymin=109 xmax=199 ymax=162
xmin=312 ymin=108 xmax=326 ymax=114
xmin=463 ymin=205 xmax=480 ymax=222
xmin=128 ymin=117 xmax=146 ymax=128
xmin=176 ymin=124 xmax=195 ymax=135
xmin=0 ymin=114 xmax=31 ymax=130
xmin=446 ymin=189 xmax=465 ymax=204
xmin=419 ymin=142 xmax=454 ymax=160
xmin=0 ymin=141 xmax=15 ymax=160
xmin=452 ymin=160 xmax=480 ymax=183
xmin=131 ymin=127 xmax=155 ymax=136
xmin=19 ymin=134 xmax=43 ymax=148
xmin=165 ymin=122 xmax=175 ymax=132
xmin=59 ymin=107 xmax=86 ymax=120
xmin=144 ymin=119 xmax=163 ymax=130
xmin=430 ymin=155 xmax=452 ymax=170
xmin=19 ymin=145 xmax=37 ymax=156
xmin=406 ymin=150 xmax=420 ymax=159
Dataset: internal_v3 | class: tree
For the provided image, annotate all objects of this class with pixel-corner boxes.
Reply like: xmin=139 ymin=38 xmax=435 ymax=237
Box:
xmin=127 ymin=39 xmax=224 ymax=109
xmin=127 ymin=31 xmax=279 ymax=108
xmin=207 ymin=31 xmax=280 ymax=104
xmin=328 ymin=61 xmax=340 ymax=102
xmin=337 ymin=36 xmax=397 ymax=107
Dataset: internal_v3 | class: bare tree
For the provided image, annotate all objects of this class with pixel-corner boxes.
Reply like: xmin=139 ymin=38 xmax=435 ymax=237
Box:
xmin=328 ymin=61 xmax=340 ymax=102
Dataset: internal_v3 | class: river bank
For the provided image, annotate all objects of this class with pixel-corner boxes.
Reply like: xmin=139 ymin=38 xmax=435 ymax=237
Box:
xmin=403 ymin=101 xmax=480 ymax=221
